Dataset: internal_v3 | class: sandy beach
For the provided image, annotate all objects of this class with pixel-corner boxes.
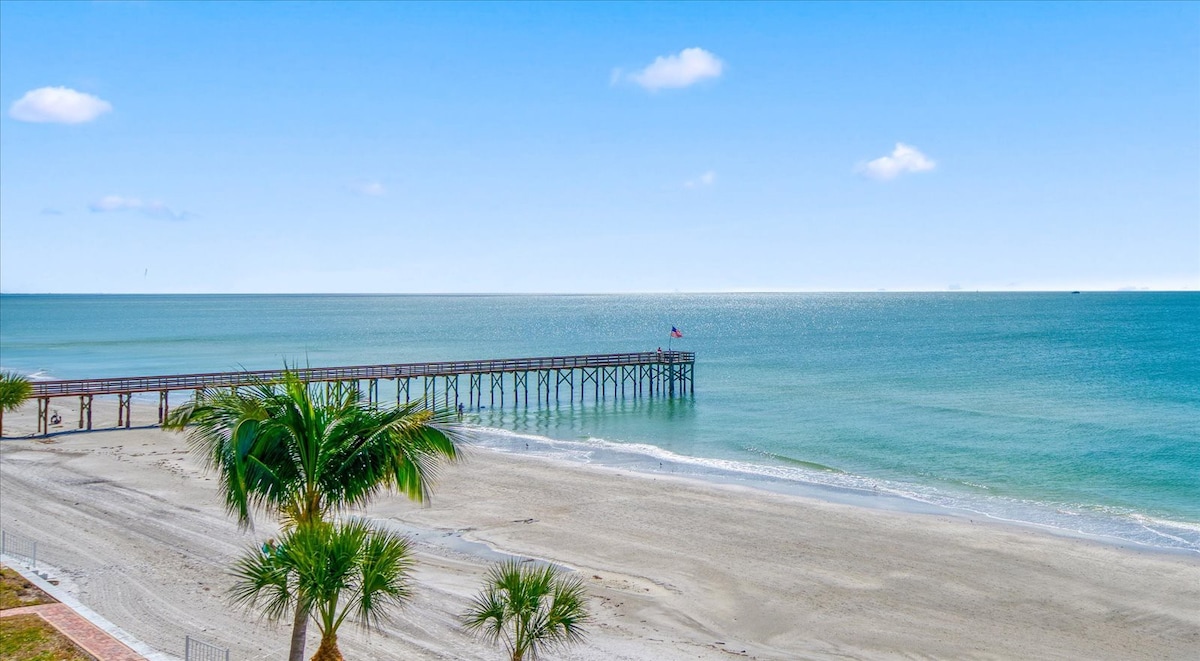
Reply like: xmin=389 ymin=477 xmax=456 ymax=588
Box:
xmin=2 ymin=398 xmax=1198 ymax=660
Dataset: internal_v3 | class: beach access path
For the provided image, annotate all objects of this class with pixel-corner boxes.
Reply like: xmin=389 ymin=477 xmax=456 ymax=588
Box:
xmin=2 ymin=399 xmax=1198 ymax=660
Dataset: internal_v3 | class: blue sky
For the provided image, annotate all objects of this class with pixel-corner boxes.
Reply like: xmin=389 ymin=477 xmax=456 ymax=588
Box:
xmin=1 ymin=1 xmax=1196 ymax=293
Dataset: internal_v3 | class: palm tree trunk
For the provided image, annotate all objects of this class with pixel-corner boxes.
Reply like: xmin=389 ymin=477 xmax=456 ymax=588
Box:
xmin=288 ymin=606 xmax=309 ymax=661
xmin=310 ymin=633 xmax=343 ymax=661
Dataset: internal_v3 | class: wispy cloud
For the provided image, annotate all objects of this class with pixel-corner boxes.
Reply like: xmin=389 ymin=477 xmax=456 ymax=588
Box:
xmin=348 ymin=180 xmax=386 ymax=197
xmin=617 ymin=48 xmax=724 ymax=91
xmin=40 ymin=208 xmax=63 ymax=216
xmin=858 ymin=143 xmax=936 ymax=180
xmin=684 ymin=170 xmax=717 ymax=189
xmin=9 ymin=86 xmax=112 ymax=124
xmin=89 ymin=195 xmax=190 ymax=221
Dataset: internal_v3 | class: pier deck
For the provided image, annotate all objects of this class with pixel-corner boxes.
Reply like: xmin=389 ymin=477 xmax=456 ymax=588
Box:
xmin=25 ymin=351 xmax=695 ymax=435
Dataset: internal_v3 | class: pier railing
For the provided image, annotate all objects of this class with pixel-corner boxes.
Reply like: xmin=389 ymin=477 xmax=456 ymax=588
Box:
xmin=21 ymin=351 xmax=695 ymax=435
xmin=28 ymin=351 xmax=694 ymax=397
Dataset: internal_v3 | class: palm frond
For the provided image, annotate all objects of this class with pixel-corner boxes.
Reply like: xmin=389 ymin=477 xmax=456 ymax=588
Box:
xmin=0 ymin=372 xmax=34 ymax=412
xmin=463 ymin=560 xmax=591 ymax=660
xmin=164 ymin=369 xmax=466 ymax=526
xmin=247 ymin=519 xmax=415 ymax=639
xmin=346 ymin=524 xmax=414 ymax=631
xmin=462 ymin=586 xmax=510 ymax=649
xmin=229 ymin=544 xmax=296 ymax=623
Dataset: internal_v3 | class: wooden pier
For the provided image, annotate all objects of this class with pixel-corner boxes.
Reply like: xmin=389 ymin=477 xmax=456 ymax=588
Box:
xmin=26 ymin=351 xmax=696 ymax=435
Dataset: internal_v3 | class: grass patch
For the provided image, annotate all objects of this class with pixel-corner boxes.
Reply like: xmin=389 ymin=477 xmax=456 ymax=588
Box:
xmin=0 ymin=566 xmax=56 ymax=610
xmin=0 ymin=613 xmax=93 ymax=661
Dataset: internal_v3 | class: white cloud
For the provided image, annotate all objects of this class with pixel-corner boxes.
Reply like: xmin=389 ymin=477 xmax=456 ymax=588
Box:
xmin=9 ymin=87 xmax=113 ymax=124
xmin=684 ymin=170 xmax=717 ymax=188
xmin=858 ymin=143 xmax=936 ymax=180
xmin=626 ymin=48 xmax=724 ymax=91
xmin=89 ymin=195 xmax=189 ymax=221
xmin=348 ymin=180 xmax=386 ymax=196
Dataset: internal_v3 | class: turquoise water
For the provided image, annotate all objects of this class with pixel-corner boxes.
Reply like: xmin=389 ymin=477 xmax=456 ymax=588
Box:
xmin=1 ymin=293 xmax=1197 ymax=552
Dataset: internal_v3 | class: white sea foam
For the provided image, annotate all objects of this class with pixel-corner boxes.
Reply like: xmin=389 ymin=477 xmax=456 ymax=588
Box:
xmin=467 ymin=424 xmax=1200 ymax=555
xmin=0 ymin=367 xmax=56 ymax=381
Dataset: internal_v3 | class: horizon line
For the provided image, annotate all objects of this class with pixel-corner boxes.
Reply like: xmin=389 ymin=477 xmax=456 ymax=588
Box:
xmin=1 ymin=288 xmax=1196 ymax=296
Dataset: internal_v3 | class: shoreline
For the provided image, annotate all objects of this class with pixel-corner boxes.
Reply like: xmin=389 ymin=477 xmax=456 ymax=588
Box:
xmin=6 ymin=395 xmax=1199 ymax=557
xmin=490 ymin=440 xmax=1200 ymax=559
xmin=462 ymin=421 xmax=1200 ymax=556
xmin=1 ymin=401 xmax=1198 ymax=659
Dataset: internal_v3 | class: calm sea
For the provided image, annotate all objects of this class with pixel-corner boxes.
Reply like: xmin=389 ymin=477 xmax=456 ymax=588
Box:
xmin=1 ymin=293 xmax=1197 ymax=553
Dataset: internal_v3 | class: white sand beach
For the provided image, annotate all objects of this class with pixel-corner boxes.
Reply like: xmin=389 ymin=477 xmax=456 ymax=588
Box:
xmin=2 ymin=399 xmax=1198 ymax=660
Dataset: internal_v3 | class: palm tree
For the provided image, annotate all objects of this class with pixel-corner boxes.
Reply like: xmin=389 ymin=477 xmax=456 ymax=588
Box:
xmin=164 ymin=372 xmax=462 ymax=661
xmin=463 ymin=560 xmax=591 ymax=661
xmin=0 ymin=371 xmax=33 ymax=438
xmin=231 ymin=519 xmax=414 ymax=661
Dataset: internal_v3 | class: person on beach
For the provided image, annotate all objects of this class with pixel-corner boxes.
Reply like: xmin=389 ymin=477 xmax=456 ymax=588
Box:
xmin=262 ymin=538 xmax=277 ymax=557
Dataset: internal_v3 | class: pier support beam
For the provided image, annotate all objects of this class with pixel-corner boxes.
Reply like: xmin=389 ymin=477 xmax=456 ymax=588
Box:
xmin=37 ymin=398 xmax=49 ymax=435
xmin=556 ymin=369 xmax=573 ymax=403
xmin=79 ymin=395 xmax=93 ymax=430
xmin=537 ymin=371 xmax=551 ymax=406
xmin=513 ymin=372 xmax=528 ymax=407
xmin=117 ymin=393 xmax=132 ymax=429
xmin=602 ymin=367 xmax=617 ymax=401
xmin=622 ymin=366 xmax=637 ymax=398
xmin=581 ymin=368 xmax=598 ymax=402
xmin=469 ymin=374 xmax=482 ymax=409
xmin=490 ymin=373 xmax=504 ymax=408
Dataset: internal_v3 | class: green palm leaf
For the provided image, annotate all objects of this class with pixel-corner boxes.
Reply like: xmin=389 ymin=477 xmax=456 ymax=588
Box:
xmin=463 ymin=560 xmax=591 ymax=661
xmin=164 ymin=369 xmax=463 ymax=660
xmin=0 ymin=371 xmax=34 ymax=438
xmin=229 ymin=520 xmax=415 ymax=660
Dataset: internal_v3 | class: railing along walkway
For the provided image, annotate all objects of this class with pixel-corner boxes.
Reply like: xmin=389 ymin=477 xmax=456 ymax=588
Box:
xmin=29 ymin=351 xmax=695 ymax=397
xmin=20 ymin=352 xmax=696 ymax=434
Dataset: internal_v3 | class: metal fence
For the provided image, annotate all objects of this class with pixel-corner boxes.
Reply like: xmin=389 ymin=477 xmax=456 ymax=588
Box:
xmin=185 ymin=636 xmax=230 ymax=661
xmin=1 ymin=529 xmax=37 ymax=569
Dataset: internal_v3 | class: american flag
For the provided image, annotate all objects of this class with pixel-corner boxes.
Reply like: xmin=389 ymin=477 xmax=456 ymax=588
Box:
xmin=670 ymin=326 xmax=683 ymax=339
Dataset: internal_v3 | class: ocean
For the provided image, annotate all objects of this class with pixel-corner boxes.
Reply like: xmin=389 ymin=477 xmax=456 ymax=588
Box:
xmin=1 ymin=292 xmax=1197 ymax=553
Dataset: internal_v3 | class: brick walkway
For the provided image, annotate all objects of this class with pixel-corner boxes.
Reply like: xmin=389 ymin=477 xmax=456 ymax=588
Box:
xmin=2 ymin=602 xmax=149 ymax=661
